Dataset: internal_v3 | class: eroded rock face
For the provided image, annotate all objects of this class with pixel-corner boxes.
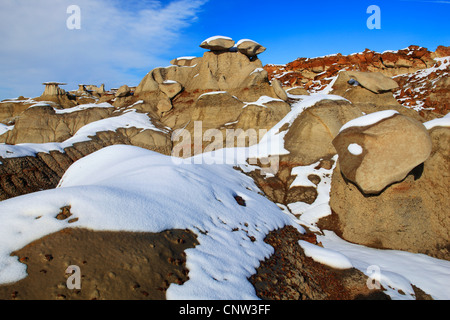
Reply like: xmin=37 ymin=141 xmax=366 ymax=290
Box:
xmin=4 ymin=104 xmax=114 ymax=144
xmin=0 ymin=127 xmax=172 ymax=200
xmin=324 ymin=126 xmax=449 ymax=260
xmin=332 ymin=112 xmax=432 ymax=194
xmin=115 ymin=85 xmax=131 ymax=98
xmin=344 ymin=71 xmax=399 ymax=94
xmin=265 ymin=45 xmax=450 ymax=116
xmin=283 ymin=99 xmax=363 ymax=166
xmin=236 ymin=39 xmax=266 ymax=57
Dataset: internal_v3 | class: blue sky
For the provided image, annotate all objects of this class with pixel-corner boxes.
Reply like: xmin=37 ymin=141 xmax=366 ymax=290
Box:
xmin=0 ymin=0 xmax=449 ymax=100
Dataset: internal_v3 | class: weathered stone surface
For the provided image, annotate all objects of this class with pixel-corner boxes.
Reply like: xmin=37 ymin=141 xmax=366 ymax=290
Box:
xmin=4 ymin=104 xmax=114 ymax=144
xmin=345 ymin=71 xmax=399 ymax=94
xmin=287 ymin=86 xmax=309 ymax=95
xmin=324 ymin=126 xmax=450 ymax=260
xmin=236 ymin=39 xmax=266 ymax=57
xmin=156 ymin=97 xmax=173 ymax=114
xmin=115 ymin=85 xmax=131 ymax=98
xmin=170 ymin=56 xmax=202 ymax=67
xmin=200 ymin=36 xmax=235 ymax=51
xmin=283 ymin=99 xmax=363 ymax=166
xmin=332 ymin=112 xmax=432 ymax=194
xmin=271 ymin=79 xmax=288 ymax=101
xmin=159 ymin=80 xmax=182 ymax=99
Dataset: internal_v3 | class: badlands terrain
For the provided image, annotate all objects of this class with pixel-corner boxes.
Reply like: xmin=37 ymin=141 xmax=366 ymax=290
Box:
xmin=0 ymin=37 xmax=449 ymax=300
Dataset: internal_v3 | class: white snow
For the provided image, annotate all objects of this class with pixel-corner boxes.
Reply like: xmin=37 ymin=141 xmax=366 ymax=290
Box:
xmin=298 ymin=240 xmax=353 ymax=270
xmin=319 ymin=231 xmax=450 ymax=300
xmin=203 ymin=36 xmax=232 ymax=44
xmin=250 ymin=67 xmax=264 ymax=75
xmin=339 ymin=110 xmax=399 ymax=132
xmin=243 ymin=95 xmax=284 ymax=108
xmin=236 ymin=39 xmax=259 ymax=46
xmin=198 ymin=91 xmax=228 ymax=99
xmin=175 ymin=56 xmax=196 ymax=61
xmin=287 ymin=155 xmax=338 ymax=229
xmin=163 ymin=80 xmax=178 ymax=84
xmin=348 ymin=143 xmax=363 ymax=155
xmin=424 ymin=113 xmax=450 ymax=130
xmin=53 ymin=102 xmax=114 ymax=114
xmin=0 ymin=123 xmax=14 ymax=136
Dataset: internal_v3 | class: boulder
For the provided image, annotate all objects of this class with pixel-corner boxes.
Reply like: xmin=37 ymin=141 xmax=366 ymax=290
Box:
xmin=236 ymin=39 xmax=266 ymax=57
xmin=331 ymin=71 xmax=428 ymax=122
xmin=332 ymin=111 xmax=432 ymax=194
xmin=325 ymin=125 xmax=450 ymax=260
xmin=271 ymin=79 xmax=288 ymax=101
xmin=115 ymin=85 xmax=131 ymax=98
xmin=345 ymin=71 xmax=399 ymax=94
xmin=156 ymin=97 xmax=173 ymax=114
xmin=287 ymin=86 xmax=309 ymax=95
xmin=159 ymin=80 xmax=183 ymax=99
xmin=283 ymin=99 xmax=364 ymax=166
xmin=200 ymin=36 xmax=235 ymax=51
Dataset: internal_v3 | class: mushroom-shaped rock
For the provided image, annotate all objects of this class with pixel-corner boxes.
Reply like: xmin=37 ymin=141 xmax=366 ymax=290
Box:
xmin=77 ymin=84 xmax=88 ymax=93
xmin=159 ymin=80 xmax=183 ymax=99
xmin=345 ymin=71 xmax=399 ymax=94
xmin=236 ymin=39 xmax=266 ymax=57
xmin=42 ymin=82 xmax=67 ymax=96
xmin=86 ymin=84 xmax=106 ymax=94
xmin=200 ymin=36 xmax=235 ymax=51
xmin=333 ymin=110 xmax=432 ymax=194
xmin=271 ymin=79 xmax=288 ymax=101
xmin=115 ymin=85 xmax=131 ymax=98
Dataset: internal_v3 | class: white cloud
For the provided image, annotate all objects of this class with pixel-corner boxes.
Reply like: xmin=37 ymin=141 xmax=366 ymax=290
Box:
xmin=0 ymin=0 xmax=207 ymax=99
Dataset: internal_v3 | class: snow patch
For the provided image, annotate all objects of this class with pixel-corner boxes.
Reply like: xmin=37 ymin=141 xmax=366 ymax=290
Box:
xmin=298 ymin=240 xmax=353 ymax=270
xmin=424 ymin=113 xmax=450 ymax=130
xmin=340 ymin=110 xmax=399 ymax=132
xmin=348 ymin=143 xmax=363 ymax=155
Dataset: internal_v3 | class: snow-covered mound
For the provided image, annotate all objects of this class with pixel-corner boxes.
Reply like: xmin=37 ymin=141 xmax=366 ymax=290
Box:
xmin=0 ymin=144 xmax=300 ymax=299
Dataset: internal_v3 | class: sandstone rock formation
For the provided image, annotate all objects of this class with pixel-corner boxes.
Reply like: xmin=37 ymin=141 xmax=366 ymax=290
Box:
xmin=42 ymin=82 xmax=67 ymax=96
xmin=265 ymin=45 xmax=450 ymax=116
xmin=332 ymin=111 xmax=432 ymax=194
xmin=200 ymin=36 xmax=235 ymax=51
xmin=159 ymin=80 xmax=182 ymax=99
xmin=115 ymin=85 xmax=131 ymax=98
xmin=283 ymin=99 xmax=363 ymax=166
xmin=170 ymin=56 xmax=201 ymax=67
xmin=0 ymin=40 xmax=448 ymax=301
xmin=271 ymin=79 xmax=288 ymax=101
xmin=324 ymin=125 xmax=449 ymax=260
xmin=132 ymin=36 xmax=291 ymax=153
xmin=86 ymin=84 xmax=106 ymax=94
xmin=236 ymin=39 xmax=266 ymax=57
xmin=344 ymin=71 xmax=399 ymax=94
xmin=2 ymin=104 xmax=114 ymax=144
